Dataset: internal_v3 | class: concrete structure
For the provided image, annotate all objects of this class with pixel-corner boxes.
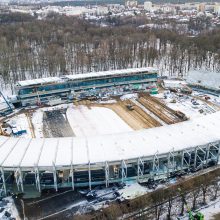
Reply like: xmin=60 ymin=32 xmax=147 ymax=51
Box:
xmin=15 ymin=67 xmax=158 ymax=106
xmin=144 ymin=1 xmax=152 ymax=11
xmin=161 ymin=5 xmax=176 ymax=14
xmin=162 ymin=80 xmax=188 ymax=89
xmin=125 ymin=0 xmax=138 ymax=8
xmin=0 ymin=111 xmax=219 ymax=195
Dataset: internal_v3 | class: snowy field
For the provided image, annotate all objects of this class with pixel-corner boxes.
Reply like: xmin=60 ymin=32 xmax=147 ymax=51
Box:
xmin=0 ymin=197 xmax=20 ymax=220
xmin=118 ymin=182 xmax=148 ymax=200
xmin=153 ymin=91 xmax=219 ymax=119
xmin=66 ymin=105 xmax=133 ymax=137
xmin=7 ymin=113 xmax=32 ymax=138
xmin=180 ymin=198 xmax=220 ymax=220
xmin=200 ymin=199 xmax=220 ymax=220
xmin=32 ymin=110 xmax=44 ymax=138
xmin=186 ymin=70 xmax=220 ymax=91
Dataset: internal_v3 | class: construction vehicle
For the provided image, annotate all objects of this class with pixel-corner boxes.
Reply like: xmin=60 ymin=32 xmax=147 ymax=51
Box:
xmin=178 ymin=188 xmax=204 ymax=220
xmin=175 ymin=111 xmax=188 ymax=121
xmin=181 ymin=87 xmax=193 ymax=95
xmin=170 ymin=99 xmax=176 ymax=103
xmin=126 ymin=104 xmax=134 ymax=111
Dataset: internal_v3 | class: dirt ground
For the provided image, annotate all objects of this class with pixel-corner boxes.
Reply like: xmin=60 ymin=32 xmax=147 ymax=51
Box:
xmin=212 ymin=213 xmax=220 ymax=220
xmin=94 ymin=100 xmax=161 ymax=130
xmin=41 ymin=95 xmax=187 ymax=137
xmin=43 ymin=109 xmax=75 ymax=137
xmin=138 ymin=93 xmax=187 ymax=124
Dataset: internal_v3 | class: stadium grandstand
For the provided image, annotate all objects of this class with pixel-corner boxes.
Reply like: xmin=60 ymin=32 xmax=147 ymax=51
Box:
xmin=0 ymin=111 xmax=220 ymax=195
xmin=15 ymin=67 xmax=158 ymax=106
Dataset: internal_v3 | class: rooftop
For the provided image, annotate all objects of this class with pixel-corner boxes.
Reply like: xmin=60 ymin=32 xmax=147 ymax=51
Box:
xmin=186 ymin=70 xmax=220 ymax=91
xmin=0 ymin=111 xmax=219 ymax=168
xmin=17 ymin=67 xmax=158 ymax=87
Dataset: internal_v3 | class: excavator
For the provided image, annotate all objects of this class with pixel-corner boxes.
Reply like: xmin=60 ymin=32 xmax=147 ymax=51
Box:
xmin=178 ymin=188 xmax=204 ymax=220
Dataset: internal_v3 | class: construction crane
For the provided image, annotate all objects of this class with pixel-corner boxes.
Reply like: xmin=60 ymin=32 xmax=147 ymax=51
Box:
xmin=178 ymin=188 xmax=204 ymax=220
xmin=0 ymin=91 xmax=13 ymax=114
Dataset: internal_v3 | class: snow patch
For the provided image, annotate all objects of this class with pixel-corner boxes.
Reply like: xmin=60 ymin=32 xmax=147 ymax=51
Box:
xmin=66 ymin=105 xmax=133 ymax=137
xmin=118 ymin=183 xmax=148 ymax=200
xmin=32 ymin=110 xmax=44 ymax=138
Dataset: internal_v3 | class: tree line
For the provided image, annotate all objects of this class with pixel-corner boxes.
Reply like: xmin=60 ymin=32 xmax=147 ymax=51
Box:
xmin=76 ymin=167 xmax=220 ymax=220
xmin=0 ymin=13 xmax=220 ymax=94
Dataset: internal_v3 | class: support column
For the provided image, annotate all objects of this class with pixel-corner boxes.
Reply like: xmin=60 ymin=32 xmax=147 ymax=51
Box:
xmin=153 ymin=152 xmax=159 ymax=175
xmin=181 ymin=150 xmax=189 ymax=170
xmin=88 ymin=162 xmax=91 ymax=190
xmin=194 ymin=147 xmax=198 ymax=168
xmin=196 ymin=146 xmax=206 ymax=169
xmin=70 ymin=163 xmax=74 ymax=190
xmin=206 ymin=144 xmax=210 ymax=165
xmin=71 ymin=137 xmax=74 ymax=190
xmin=105 ymin=161 xmax=109 ymax=188
xmin=167 ymin=150 xmax=175 ymax=177
xmin=216 ymin=141 xmax=220 ymax=164
xmin=209 ymin=142 xmax=220 ymax=164
xmin=53 ymin=163 xmax=58 ymax=192
xmin=0 ymin=167 xmax=6 ymax=195
xmin=15 ymin=168 xmax=24 ymax=192
xmin=35 ymin=166 xmax=41 ymax=192
xmin=121 ymin=160 xmax=127 ymax=183
xmin=200 ymin=146 xmax=206 ymax=168
xmin=137 ymin=158 xmax=144 ymax=180
xmin=181 ymin=150 xmax=184 ymax=171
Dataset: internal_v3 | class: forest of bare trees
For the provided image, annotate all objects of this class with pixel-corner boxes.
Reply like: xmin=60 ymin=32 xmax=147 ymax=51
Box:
xmin=0 ymin=13 xmax=220 ymax=94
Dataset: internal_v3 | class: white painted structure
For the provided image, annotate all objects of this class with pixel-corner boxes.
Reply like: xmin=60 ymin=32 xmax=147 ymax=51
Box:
xmin=144 ymin=1 xmax=153 ymax=11
xmin=0 ymin=111 xmax=220 ymax=194
xmin=0 ymin=111 xmax=219 ymax=167
xmin=125 ymin=0 xmax=138 ymax=8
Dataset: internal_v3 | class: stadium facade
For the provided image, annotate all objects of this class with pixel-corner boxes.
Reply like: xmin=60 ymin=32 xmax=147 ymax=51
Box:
xmin=0 ymin=112 xmax=220 ymax=195
xmin=15 ymin=67 xmax=158 ymax=106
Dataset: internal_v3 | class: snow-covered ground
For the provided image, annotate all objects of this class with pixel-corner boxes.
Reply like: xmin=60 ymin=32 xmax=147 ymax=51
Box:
xmin=120 ymin=93 xmax=138 ymax=101
xmin=5 ymin=89 xmax=220 ymax=139
xmin=0 ymin=197 xmax=20 ymax=220
xmin=186 ymin=70 xmax=220 ymax=91
xmin=32 ymin=110 xmax=44 ymax=138
xmin=200 ymin=199 xmax=220 ymax=220
xmin=118 ymin=182 xmax=148 ymax=200
xmin=180 ymin=197 xmax=220 ymax=220
xmin=167 ymin=99 xmax=209 ymax=119
xmin=193 ymin=91 xmax=220 ymax=107
xmin=153 ymin=91 xmax=218 ymax=119
xmin=66 ymin=105 xmax=133 ymax=137
xmin=7 ymin=113 xmax=32 ymax=138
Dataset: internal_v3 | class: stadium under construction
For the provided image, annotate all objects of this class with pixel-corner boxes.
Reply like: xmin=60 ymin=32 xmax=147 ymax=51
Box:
xmin=15 ymin=67 xmax=158 ymax=106
xmin=0 ymin=111 xmax=219 ymax=195
xmin=0 ymin=67 xmax=220 ymax=197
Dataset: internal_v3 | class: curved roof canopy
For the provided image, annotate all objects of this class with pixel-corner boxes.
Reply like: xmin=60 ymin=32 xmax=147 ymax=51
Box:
xmin=0 ymin=112 xmax=220 ymax=169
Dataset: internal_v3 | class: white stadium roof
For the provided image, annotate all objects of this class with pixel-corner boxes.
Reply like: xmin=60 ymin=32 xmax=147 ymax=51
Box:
xmin=17 ymin=77 xmax=62 ymax=87
xmin=0 ymin=111 xmax=220 ymax=169
xmin=17 ymin=67 xmax=158 ymax=87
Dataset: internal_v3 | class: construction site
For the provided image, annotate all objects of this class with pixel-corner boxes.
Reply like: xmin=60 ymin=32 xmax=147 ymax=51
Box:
xmin=0 ymin=70 xmax=220 ymax=220
xmin=0 ymin=92 xmax=196 ymax=139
